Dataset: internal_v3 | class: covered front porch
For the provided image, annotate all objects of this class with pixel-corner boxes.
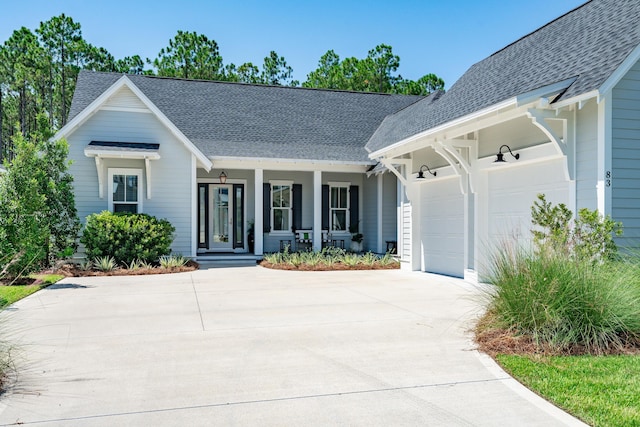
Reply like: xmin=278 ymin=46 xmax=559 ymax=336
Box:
xmin=194 ymin=160 xmax=398 ymax=257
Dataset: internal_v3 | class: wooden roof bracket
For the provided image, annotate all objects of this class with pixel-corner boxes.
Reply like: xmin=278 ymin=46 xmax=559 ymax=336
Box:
xmin=526 ymin=108 xmax=574 ymax=180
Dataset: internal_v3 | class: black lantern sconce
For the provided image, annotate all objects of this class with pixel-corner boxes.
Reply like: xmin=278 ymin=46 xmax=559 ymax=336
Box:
xmin=416 ymin=164 xmax=437 ymax=179
xmin=495 ymin=145 xmax=520 ymax=163
xmin=219 ymin=171 xmax=228 ymax=184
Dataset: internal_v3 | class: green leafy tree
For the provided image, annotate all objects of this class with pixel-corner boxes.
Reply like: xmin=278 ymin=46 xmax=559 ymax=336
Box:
xmin=0 ymin=117 xmax=80 ymax=276
xmin=1 ymin=27 xmax=44 ymax=137
xmin=37 ymin=14 xmax=84 ymax=127
xmin=366 ymin=44 xmax=400 ymax=93
xmin=260 ymin=51 xmax=298 ymax=86
xmin=152 ymin=30 xmax=224 ymax=80
xmin=114 ymin=55 xmax=153 ymax=75
xmin=303 ymin=50 xmax=342 ymax=89
xmin=304 ymin=44 xmax=444 ymax=95
xmin=394 ymin=73 xmax=445 ymax=95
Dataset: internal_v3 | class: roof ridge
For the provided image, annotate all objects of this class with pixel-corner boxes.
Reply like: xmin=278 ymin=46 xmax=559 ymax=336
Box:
xmin=81 ymin=70 xmax=424 ymax=99
xmin=489 ymin=0 xmax=592 ymax=58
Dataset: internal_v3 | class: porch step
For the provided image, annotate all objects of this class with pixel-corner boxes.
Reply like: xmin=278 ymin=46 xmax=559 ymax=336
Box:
xmin=196 ymin=254 xmax=262 ymax=269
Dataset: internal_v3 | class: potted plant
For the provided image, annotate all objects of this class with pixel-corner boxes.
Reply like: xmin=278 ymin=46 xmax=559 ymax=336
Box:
xmin=349 ymin=221 xmax=363 ymax=252
xmin=247 ymin=220 xmax=255 ymax=253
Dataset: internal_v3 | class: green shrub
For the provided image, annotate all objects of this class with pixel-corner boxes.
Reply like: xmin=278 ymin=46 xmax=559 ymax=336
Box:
xmin=531 ymin=194 xmax=622 ymax=262
xmin=81 ymin=211 xmax=175 ymax=265
xmin=0 ymin=120 xmax=80 ymax=277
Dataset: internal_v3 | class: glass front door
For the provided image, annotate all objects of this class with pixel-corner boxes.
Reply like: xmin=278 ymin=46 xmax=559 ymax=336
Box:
xmin=210 ymin=185 xmax=232 ymax=250
xmin=198 ymin=183 xmax=245 ymax=251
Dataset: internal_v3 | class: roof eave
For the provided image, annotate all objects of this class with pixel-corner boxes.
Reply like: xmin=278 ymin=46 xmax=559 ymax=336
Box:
xmin=368 ymin=97 xmax=519 ymax=159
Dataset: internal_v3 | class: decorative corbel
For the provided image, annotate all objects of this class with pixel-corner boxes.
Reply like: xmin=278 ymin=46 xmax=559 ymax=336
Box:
xmin=95 ymin=157 xmax=104 ymax=199
xmin=527 ymin=108 xmax=574 ymax=180
xmin=378 ymin=158 xmax=411 ymax=187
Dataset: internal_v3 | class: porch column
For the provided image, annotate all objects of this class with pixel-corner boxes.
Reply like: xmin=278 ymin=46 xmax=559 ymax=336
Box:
xmin=254 ymin=169 xmax=264 ymax=255
xmin=377 ymin=174 xmax=384 ymax=253
xmin=313 ymin=170 xmax=322 ymax=251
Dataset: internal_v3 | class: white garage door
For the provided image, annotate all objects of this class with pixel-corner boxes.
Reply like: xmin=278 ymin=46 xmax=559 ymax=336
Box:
xmin=487 ymin=158 xmax=570 ymax=247
xmin=420 ymin=177 xmax=465 ymax=277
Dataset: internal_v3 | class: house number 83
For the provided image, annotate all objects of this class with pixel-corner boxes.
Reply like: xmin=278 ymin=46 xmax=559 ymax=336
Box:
xmin=606 ymin=171 xmax=611 ymax=187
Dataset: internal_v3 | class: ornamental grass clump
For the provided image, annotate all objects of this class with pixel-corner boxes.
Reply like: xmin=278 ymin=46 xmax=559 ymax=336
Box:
xmin=485 ymin=247 xmax=640 ymax=354
xmin=480 ymin=194 xmax=640 ymax=355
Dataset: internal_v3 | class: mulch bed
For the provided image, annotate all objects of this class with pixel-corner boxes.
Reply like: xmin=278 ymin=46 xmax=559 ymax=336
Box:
xmin=0 ymin=277 xmax=43 ymax=286
xmin=259 ymin=261 xmax=400 ymax=271
xmin=475 ymin=326 xmax=640 ymax=357
xmin=54 ymin=260 xmax=199 ymax=277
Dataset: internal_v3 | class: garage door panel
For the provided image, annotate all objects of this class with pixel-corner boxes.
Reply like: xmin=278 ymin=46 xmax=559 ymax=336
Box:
xmin=421 ymin=178 xmax=464 ymax=278
xmin=487 ymin=159 xmax=570 ymax=247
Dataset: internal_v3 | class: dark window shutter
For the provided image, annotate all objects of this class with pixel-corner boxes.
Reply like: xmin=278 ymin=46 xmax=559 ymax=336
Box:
xmin=322 ymin=184 xmax=329 ymax=230
xmin=263 ymin=183 xmax=271 ymax=232
xmin=292 ymin=184 xmax=302 ymax=231
xmin=349 ymin=185 xmax=359 ymax=231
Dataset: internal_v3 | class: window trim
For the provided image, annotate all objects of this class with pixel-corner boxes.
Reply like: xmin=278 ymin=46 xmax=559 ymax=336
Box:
xmin=328 ymin=181 xmax=350 ymax=232
xmin=270 ymin=180 xmax=293 ymax=234
xmin=108 ymin=168 xmax=143 ymax=213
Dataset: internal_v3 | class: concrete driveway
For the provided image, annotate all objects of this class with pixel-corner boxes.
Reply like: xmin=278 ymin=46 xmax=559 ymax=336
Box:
xmin=0 ymin=266 xmax=585 ymax=426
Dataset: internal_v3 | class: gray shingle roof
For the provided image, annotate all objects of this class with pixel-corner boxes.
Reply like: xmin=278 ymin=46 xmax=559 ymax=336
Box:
xmin=69 ymin=72 xmax=423 ymax=163
xmin=366 ymin=0 xmax=640 ymax=153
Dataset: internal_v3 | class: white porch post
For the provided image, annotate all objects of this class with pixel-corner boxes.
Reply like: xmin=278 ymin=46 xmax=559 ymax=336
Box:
xmin=313 ymin=170 xmax=322 ymax=251
xmin=377 ymin=174 xmax=384 ymax=254
xmin=410 ymin=179 xmax=422 ymax=271
xmin=254 ymin=169 xmax=264 ymax=255
xmin=191 ymin=154 xmax=198 ymax=258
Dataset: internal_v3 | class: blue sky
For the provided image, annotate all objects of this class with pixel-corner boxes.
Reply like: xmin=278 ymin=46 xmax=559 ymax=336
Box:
xmin=1 ymin=0 xmax=586 ymax=88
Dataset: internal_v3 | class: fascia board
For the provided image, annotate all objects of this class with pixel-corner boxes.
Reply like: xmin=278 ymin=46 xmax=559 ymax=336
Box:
xmin=54 ymin=75 xmax=212 ymax=172
xmin=121 ymin=78 xmax=212 ymax=171
xmin=210 ymin=156 xmax=372 ymax=173
xmin=515 ymin=77 xmax=578 ymax=106
xmin=550 ymin=90 xmax=599 ymax=110
xmin=84 ymin=149 xmax=161 ymax=160
xmin=368 ymin=97 xmax=519 ymax=159
xmin=54 ymin=75 xmax=131 ymax=141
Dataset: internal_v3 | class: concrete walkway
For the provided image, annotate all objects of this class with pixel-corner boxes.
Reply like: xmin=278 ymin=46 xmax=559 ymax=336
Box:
xmin=0 ymin=267 xmax=586 ymax=426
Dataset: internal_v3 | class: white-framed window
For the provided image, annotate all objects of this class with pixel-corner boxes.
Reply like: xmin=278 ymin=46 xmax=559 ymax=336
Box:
xmin=108 ymin=168 xmax=143 ymax=213
xmin=329 ymin=182 xmax=349 ymax=231
xmin=271 ymin=180 xmax=292 ymax=232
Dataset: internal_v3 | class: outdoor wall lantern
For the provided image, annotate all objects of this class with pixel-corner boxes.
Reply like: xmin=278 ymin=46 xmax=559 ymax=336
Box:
xmin=495 ymin=145 xmax=520 ymax=163
xmin=417 ymin=164 xmax=437 ymax=179
xmin=219 ymin=171 xmax=228 ymax=184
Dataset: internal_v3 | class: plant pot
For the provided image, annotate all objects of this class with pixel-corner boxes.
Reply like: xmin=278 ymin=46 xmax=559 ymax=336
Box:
xmin=350 ymin=241 xmax=363 ymax=253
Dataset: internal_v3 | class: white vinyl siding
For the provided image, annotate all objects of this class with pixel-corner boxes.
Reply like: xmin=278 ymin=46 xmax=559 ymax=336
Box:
xmin=66 ymin=109 xmax=194 ymax=257
xmin=612 ymin=59 xmax=640 ymax=246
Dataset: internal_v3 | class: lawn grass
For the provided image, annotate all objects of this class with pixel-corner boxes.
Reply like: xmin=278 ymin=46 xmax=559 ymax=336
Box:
xmin=497 ymin=354 xmax=640 ymax=427
xmin=0 ymin=274 xmax=63 ymax=308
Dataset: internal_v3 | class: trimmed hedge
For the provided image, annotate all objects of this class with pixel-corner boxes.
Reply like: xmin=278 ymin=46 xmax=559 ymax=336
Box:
xmin=81 ymin=211 xmax=175 ymax=264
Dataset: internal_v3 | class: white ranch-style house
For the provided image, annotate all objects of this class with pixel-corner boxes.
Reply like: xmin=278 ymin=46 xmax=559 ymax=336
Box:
xmin=58 ymin=0 xmax=640 ymax=280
